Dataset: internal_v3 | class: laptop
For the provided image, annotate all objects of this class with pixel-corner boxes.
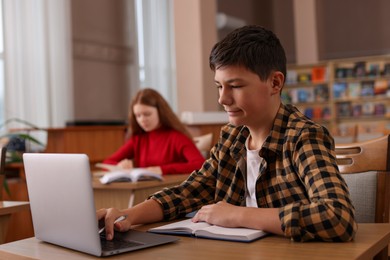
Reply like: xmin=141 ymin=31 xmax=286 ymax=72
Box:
xmin=23 ymin=153 xmax=179 ymax=257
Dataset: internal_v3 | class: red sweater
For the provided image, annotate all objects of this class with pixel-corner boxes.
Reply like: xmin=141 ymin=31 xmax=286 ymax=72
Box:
xmin=103 ymin=127 xmax=205 ymax=175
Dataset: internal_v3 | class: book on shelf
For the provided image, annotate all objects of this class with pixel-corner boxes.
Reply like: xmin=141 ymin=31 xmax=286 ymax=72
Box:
xmin=333 ymin=82 xmax=348 ymax=99
xmin=353 ymin=61 xmax=366 ymax=77
xmin=336 ymin=67 xmax=355 ymax=78
xmin=297 ymin=73 xmax=311 ymax=83
xmin=288 ymin=89 xmax=298 ymax=103
xmin=360 ymin=81 xmax=375 ymax=96
xmin=96 ymin=163 xmax=163 ymax=184
xmin=361 ymin=102 xmax=375 ymax=116
xmin=312 ymin=107 xmax=323 ymax=120
xmin=322 ymin=107 xmax=331 ymax=120
xmin=304 ymin=107 xmax=313 ymax=119
xmin=286 ymin=70 xmax=298 ymax=85
xmin=303 ymin=107 xmax=327 ymax=120
xmin=314 ymin=84 xmax=329 ymax=102
xmin=348 ymin=82 xmax=361 ymax=98
xmin=148 ymin=218 xmax=267 ymax=243
xmin=367 ymin=63 xmax=380 ymax=77
xmin=281 ymin=91 xmax=292 ymax=104
xmin=374 ymin=103 xmax=386 ymax=116
xmin=311 ymin=66 xmax=327 ymax=83
xmin=335 ymin=68 xmax=346 ymax=79
xmin=297 ymin=88 xmax=314 ymax=103
xmin=374 ymin=79 xmax=388 ymax=95
xmin=352 ymin=104 xmax=362 ymax=117
xmin=383 ymin=63 xmax=390 ymax=76
xmin=337 ymin=102 xmax=352 ymax=118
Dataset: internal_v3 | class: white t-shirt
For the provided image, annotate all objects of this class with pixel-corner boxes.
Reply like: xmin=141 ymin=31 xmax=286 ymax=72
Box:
xmin=245 ymin=138 xmax=263 ymax=207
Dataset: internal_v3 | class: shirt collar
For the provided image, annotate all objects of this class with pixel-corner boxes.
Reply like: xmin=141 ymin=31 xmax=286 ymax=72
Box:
xmin=230 ymin=103 xmax=293 ymax=159
xmin=262 ymin=103 xmax=292 ymax=156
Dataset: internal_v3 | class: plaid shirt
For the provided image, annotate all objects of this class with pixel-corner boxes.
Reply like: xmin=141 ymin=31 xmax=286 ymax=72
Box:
xmin=151 ymin=103 xmax=357 ymax=242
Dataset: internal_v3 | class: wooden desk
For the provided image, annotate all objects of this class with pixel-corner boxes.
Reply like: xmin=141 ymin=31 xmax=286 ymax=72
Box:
xmin=0 ymin=223 xmax=389 ymax=259
xmin=0 ymin=201 xmax=30 ymax=244
xmin=92 ymin=174 xmax=188 ymax=210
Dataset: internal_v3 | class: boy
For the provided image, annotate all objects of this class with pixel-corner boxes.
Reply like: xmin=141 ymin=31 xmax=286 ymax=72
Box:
xmin=98 ymin=25 xmax=357 ymax=242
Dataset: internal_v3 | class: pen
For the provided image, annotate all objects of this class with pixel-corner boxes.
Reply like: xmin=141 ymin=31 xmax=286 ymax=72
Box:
xmin=99 ymin=215 xmax=127 ymax=234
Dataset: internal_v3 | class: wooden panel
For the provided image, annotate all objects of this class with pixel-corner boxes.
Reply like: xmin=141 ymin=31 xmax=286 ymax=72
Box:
xmin=0 ymin=201 xmax=30 ymax=244
xmin=44 ymin=126 xmax=127 ymax=164
xmin=2 ymin=179 xmax=33 ymax=243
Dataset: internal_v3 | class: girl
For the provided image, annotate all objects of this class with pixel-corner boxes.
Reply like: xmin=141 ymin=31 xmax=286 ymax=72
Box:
xmin=103 ymin=88 xmax=205 ymax=175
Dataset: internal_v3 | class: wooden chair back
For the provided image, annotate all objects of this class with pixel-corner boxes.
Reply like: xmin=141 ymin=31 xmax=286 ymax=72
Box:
xmin=193 ymin=133 xmax=213 ymax=158
xmin=335 ymin=135 xmax=390 ymax=223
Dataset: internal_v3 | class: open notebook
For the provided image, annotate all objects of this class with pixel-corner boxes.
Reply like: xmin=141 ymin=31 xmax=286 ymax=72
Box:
xmin=149 ymin=218 xmax=267 ymax=242
xmin=23 ymin=153 xmax=178 ymax=257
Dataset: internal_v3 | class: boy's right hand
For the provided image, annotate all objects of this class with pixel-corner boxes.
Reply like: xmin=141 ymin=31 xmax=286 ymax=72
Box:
xmin=96 ymin=208 xmax=131 ymax=240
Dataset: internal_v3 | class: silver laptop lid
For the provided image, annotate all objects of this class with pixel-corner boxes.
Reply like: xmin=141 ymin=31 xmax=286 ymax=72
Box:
xmin=24 ymin=153 xmax=102 ymax=256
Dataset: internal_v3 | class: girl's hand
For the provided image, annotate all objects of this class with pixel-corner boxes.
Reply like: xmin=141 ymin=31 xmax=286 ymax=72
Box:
xmin=117 ymin=159 xmax=134 ymax=169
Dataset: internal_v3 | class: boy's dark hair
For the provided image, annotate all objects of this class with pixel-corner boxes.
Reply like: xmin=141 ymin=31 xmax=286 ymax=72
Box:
xmin=209 ymin=25 xmax=286 ymax=82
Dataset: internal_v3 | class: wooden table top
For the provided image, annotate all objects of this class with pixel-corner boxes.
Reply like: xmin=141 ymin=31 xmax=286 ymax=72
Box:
xmin=0 ymin=201 xmax=30 ymax=215
xmin=0 ymin=223 xmax=388 ymax=260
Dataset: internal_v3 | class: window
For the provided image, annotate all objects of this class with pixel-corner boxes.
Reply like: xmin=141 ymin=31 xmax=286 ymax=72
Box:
xmin=0 ymin=1 xmax=4 ymax=124
xmin=134 ymin=0 xmax=177 ymax=110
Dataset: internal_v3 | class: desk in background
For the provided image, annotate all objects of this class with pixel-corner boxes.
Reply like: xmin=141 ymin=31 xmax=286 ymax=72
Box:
xmin=0 ymin=201 xmax=30 ymax=244
xmin=92 ymin=174 xmax=188 ymax=209
xmin=0 ymin=223 xmax=389 ymax=259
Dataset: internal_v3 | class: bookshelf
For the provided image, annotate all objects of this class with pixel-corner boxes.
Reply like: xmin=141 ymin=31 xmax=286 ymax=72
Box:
xmin=283 ymin=55 xmax=390 ymax=142
xmin=283 ymin=62 xmax=334 ymax=130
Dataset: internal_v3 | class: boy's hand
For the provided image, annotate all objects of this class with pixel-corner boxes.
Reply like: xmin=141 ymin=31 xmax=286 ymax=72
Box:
xmin=96 ymin=208 xmax=131 ymax=240
xmin=192 ymin=201 xmax=239 ymax=227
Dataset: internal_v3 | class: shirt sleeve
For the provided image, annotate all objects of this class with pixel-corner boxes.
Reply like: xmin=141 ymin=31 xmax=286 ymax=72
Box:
xmin=279 ymin=128 xmax=357 ymax=242
xmin=151 ymin=149 xmax=219 ymax=220
xmin=102 ymin=138 xmax=135 ymax=165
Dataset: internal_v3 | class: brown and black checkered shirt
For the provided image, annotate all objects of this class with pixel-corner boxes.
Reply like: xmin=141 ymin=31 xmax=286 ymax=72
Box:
xmin=151 ymin=103 xmax=357 ymax=242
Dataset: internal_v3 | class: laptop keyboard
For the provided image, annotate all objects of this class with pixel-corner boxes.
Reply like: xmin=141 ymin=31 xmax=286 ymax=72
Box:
xmin=100 ymin=232 xmax=144 ymax=251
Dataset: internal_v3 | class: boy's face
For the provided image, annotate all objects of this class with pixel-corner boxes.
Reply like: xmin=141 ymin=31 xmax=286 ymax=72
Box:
xmin=214 ymin=65 xmax=281 ymax=129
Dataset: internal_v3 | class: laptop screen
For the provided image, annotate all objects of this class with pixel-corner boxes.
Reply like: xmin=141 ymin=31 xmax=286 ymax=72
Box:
xmin=24 ymin=153 xmax=103 ymax=256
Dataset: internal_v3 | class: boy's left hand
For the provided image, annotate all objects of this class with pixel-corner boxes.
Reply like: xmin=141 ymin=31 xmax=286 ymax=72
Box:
xmin=192 ymin=201 xmax=239 ymax=227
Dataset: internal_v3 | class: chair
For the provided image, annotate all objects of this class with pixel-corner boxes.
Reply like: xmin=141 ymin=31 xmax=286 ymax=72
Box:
xmin=193 ymin=133 xmax=213 ymax=158
xmin=335 ymin=135 xmax=390 ymax=259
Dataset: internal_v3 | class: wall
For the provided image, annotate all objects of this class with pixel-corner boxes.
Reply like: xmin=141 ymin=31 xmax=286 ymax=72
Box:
xmin=217 ymin=0 xmax=296 ymax=63
xmin=71 ymin=0 xmax=134 ymax=122
xmin=70 ymin=0 xmax=390 ymax=122
xmin=173 ymin=0 xmax=219 ymax=113
xmin=316 ymin=0 xmax=390 ymax=60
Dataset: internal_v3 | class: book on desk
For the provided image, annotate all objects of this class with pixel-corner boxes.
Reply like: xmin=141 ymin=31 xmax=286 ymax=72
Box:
xmin=96 ymin=163 xmax=163 ymax=184
xmin=148 ymin=218 xmax=267 ymax=242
